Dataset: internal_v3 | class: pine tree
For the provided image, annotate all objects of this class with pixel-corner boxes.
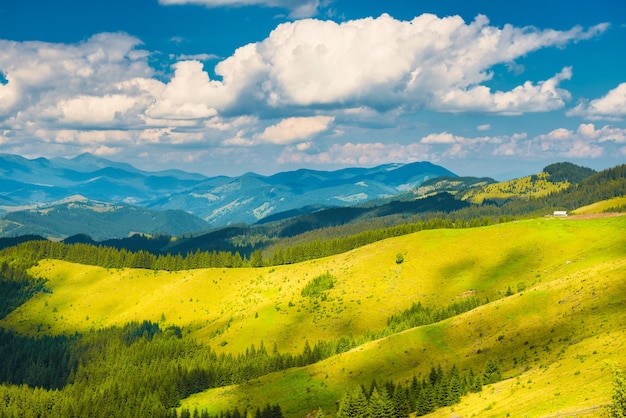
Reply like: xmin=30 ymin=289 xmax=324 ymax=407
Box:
xmin=483 ymin=358 xmax=502 ymax=385
xmin=367 ymin=387 xmax=395 ymax=417
xmin=336 ymin=387 xmax=368 ymax=418
xmin=391 ymin=386 xmax=410 ymax=418
xmin=415 ymin=384 xmax=435 ymax=416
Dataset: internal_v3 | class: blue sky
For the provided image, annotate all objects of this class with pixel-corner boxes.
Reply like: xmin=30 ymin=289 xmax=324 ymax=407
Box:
xmin=1 ymin=0 xmax=625 ymax=179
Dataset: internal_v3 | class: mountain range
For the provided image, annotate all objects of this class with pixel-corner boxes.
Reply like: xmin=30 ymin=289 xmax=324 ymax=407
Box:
xmin=0 ymin=153 xmax=456 ymax=238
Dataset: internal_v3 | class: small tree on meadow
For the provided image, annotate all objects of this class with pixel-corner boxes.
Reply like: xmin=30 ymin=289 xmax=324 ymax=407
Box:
xmin=607 ymin=367 xmax=626 ymax=417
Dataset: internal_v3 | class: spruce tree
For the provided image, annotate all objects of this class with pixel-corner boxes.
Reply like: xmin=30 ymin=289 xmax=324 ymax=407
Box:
xmin=367 ymin=387 xmax=395 ymax=417
xmin=336 ymin=387 xmax=368 ymax=418
xmin=483 ymin=358 xmax=502 ymax=385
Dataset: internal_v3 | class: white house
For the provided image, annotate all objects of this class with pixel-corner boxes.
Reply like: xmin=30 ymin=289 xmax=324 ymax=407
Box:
xmin=553 ymin=210 xmax=568 ymax=217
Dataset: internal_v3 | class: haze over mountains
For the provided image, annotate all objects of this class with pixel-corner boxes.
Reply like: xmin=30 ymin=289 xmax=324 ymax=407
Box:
xmin=0 ymin=153 xmax=456 ymax=238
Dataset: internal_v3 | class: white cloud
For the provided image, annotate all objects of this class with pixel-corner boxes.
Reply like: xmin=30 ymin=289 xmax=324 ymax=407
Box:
xmin=278 ymin=141 xmax=432 ymax=166
xmin=477 ymin=124 xmax=491 ymax=131
xmin=495 ymin=123 xmax=621 ymax=158
xmin=146 ymin=61 xmax=226 ymax=120
xmin=0 ymin=33 xmax=153 ymax=128
xmin=205 ymin=115 xmax=257 ymax=131
xmin=255 ymin=115 xmax=334 ymax=144
xmin=222 ymin=130 xmax=255 ymax=146
xmin=567 ymin=82 xmax=626 ymax=120
xmin=0 ymin=77 xmax=19 ymax=114
xmin=414 ymin=123 xmax=622 ymax=161
xmin=0 ymin=14 xmax=614 ymax=165
xmin=35 ymin=129 xmax=133 ymax=145
xmin=420 ymin=132 xmax=462 ymax=144
xmin=157 ymin=0 xmax=321 ymax=18
xmin=90 ymin=145 xmax=121 ymax=157
xmin=433 ymin=67 xmax=572 ymax=114
xmin=47 ymin=94 xmax=138 ymax=125
xmin=576 ymin=123 xmax=626 ymax=143
xmin=202 ymin=14 xmax=604 ymax=114
xmin=171 ymin=53 xmax=220 ymax=61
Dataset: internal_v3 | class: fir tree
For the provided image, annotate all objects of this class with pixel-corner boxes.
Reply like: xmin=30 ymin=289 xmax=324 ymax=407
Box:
xmin=336 ymin=387 xmax=368 ymax=418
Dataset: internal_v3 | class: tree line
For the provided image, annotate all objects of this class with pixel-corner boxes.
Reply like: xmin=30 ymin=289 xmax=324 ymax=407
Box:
xmin=0 ymin=215 xmax=503 ymax=274
xmin=335 ymin=360 xmax=499 ymax=417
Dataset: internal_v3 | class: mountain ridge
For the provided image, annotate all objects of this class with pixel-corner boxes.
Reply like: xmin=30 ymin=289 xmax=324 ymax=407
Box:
xmin=0 ymin=153 xmax=456 ymax=226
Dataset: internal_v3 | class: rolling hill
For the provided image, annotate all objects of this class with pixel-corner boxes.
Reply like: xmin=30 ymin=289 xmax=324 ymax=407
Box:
xmin=461 ymin=162 xmax=597 ymax=205
xmin=1 ymin=214 xmax=624 ymax=417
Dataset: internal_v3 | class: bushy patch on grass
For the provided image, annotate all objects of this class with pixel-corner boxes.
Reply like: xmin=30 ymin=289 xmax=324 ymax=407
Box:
xmin=301 ymin=272 xmax=335 ymax=298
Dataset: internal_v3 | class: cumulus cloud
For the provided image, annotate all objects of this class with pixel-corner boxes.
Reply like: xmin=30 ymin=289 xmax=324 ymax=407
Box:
xmin=34 ymin=129 xmax=133 ymax=145
xmin=464 ymin=123 xmax=622 ymax=159
xmin=420 ymin=132 xmax=463 ymax=144
xmin=0 ymin=33 xmax=153 ymax=128
xmin=278 ymin=141 xmax=432 ymax=166
xmin=255 ymin=115 xmax=334 ymax=144
xmin=158 ymin=0 xmax=321 ymax=18
xmin=576 ymin=123 xmax=626 ymax=143
xmin=0 ymin=16 xmax=607 ymax=129
xmin=0 ymin=77 xmax=19 ymax=114
xmin=46 ymin=94 xmax=139 ymax=125
xmin=0 ymin=13 xmax=614 ymax=168
xmin=147 ymin=60 xmax=228 ymax=120
xmin=567 ymin=83 xmax=626 ymax=120
xmin=186 ymin=14 xmax=604 ymax=115
xmin=433 ymin=67 xmax=573 ymax=114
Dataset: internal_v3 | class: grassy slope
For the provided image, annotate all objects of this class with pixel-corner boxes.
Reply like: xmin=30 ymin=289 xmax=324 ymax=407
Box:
xmin=462 ymin=172 xmax=569 ymax=204
xmin=180 ymin=216 xmax=626 ymax=417
xmin=571 ymin=195 xmax=626 ymax=215
xmin=1 ymin=216 xmax=625 ymax=416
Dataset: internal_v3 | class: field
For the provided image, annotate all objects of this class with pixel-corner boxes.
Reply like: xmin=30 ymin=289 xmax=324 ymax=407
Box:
xmin=1 ymin=215 xmax=625 ymax=416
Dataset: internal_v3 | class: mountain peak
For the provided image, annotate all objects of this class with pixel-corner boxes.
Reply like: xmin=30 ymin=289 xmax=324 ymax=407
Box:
xmin=1 ymin=153 xmax=458 ymax=231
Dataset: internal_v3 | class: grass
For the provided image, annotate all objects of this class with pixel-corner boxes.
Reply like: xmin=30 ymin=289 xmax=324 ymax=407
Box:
xmin=1 ymin=215 xmax=625 ymax=416
xmin=462 ymin=172 xmax=570 ymax=204
xmin=572 ymin=195 xmax=626 ymax=214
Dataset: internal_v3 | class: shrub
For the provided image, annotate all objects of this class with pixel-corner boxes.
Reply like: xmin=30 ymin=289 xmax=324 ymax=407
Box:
xmin=608 ymin=367 xmax=626 ymax=417
xmin=301 ymin=272 xmax=335 ymax=298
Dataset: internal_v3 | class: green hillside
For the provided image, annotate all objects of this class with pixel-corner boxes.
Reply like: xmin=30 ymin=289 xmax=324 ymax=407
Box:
xmin=571 ymin=195 xmax=626 ymax=215
xmin=461 ymin=171 xmax=570 ymax=204
xmin=1 ymin=215 xmax=624 ymax=416
xmin=179 ymin=215 xmax=626 ymax=416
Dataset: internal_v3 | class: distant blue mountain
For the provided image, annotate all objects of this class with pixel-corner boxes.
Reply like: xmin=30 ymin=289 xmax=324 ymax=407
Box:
xmin=1 ymin=196 xmax=210 ymax=240
xmin=0 ymin=153 xmax=456 ymax=229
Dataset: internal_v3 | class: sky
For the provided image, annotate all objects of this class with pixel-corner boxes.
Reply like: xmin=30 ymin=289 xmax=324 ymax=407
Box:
xmin=0 ymin=0 xmax=625 ymax=179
